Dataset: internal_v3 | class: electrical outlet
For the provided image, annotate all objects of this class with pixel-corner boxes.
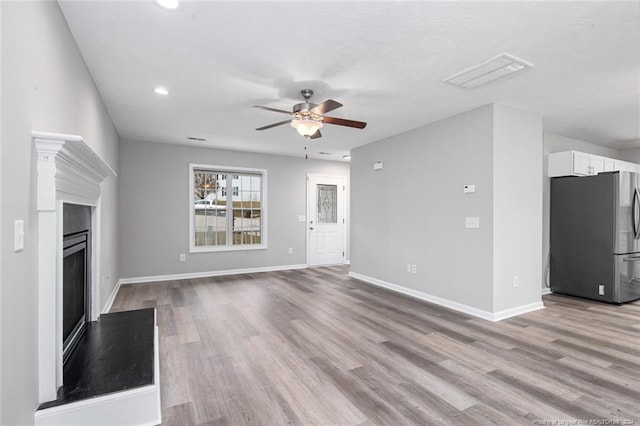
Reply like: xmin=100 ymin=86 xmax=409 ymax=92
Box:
xmin=598 ymin=284 xmax=605 ymax=296
xmin=288 ymin=247 xmax=293 ymax=255
xmin=407 ymin=263 xmax=412 ymax=273
xmin=411 ymin=264 xmax=417 ymax=274
xmin=179 ymin=253 xmax=186 ymax=262
xmin=513 ymin=275 xmax=519 ymax=288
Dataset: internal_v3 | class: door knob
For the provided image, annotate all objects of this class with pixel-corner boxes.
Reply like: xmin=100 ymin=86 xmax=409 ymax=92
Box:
xmin=310 ymin=227 xmax=314 ymax=230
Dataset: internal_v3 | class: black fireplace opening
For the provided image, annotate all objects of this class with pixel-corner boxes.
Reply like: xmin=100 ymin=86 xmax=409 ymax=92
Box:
xmin=62 ymin=204 xmax=92 ymax=364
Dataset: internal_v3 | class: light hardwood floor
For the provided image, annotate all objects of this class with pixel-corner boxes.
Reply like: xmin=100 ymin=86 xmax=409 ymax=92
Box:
xmin=111 ymin=266 xmax=640 ymax=425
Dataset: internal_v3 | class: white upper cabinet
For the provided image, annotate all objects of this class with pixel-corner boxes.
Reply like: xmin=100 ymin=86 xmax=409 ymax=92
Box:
xmin=570 ymin=151 xmax=592 ymax=175
xmin=603 ymin=158 xmax=615 ymax=172
xmin=548 ymin=151 xmax=640 ymax=177
xmin=616 ymin=160 xmax=640 ymax=173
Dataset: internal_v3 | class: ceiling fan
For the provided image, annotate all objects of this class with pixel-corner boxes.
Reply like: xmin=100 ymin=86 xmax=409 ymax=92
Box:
xmin=254 ymin=89 xmax=367 ymax=139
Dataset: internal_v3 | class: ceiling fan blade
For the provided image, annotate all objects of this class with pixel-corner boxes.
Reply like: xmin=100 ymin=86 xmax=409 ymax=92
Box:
xmin=255 ymin=120 xmax=291 ymax=131
xmin=310 ymin=129 xmax=322 ymax=139
xmin=253 ymin=105 xmax=292 ymax=115
xmin=322 ymin=116 xmax=367 ymax=129
xmin=310 ymin=99 xmax=343 ymax=115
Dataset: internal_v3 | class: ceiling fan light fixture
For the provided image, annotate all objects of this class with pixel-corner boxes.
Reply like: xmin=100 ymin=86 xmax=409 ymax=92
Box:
xmin=291 ymin=118 xmax=323 ymax=137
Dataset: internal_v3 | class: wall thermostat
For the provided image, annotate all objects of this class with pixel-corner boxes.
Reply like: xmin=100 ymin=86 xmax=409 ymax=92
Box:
xmin=373 ymin=161 xmax=384 ymax=171
xmin=463 ymin=184 xmax=476 ymax=194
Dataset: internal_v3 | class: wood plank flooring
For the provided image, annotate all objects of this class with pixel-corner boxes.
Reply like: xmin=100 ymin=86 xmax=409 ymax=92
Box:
xmin=111 ymin=266 xmax=640 ymax=425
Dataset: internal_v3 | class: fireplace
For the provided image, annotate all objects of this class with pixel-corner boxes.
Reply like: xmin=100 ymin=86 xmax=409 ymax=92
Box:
xmin=35 ymin=133 xmax=160 ymax=425
xmin=34 ymin=131 xmax=116 ymax=403
xmin=62 ymin=204 xmax=92 ymax=362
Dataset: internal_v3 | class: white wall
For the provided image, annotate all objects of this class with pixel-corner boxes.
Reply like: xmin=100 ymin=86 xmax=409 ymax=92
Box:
xmin=350 ymin=104 xmax=543 ymax=317
xmin=492 ymin=104 xmax=543 ymax=312
xmin=541 ymin=133 xmax=622 ymax=289
xmin=0 ymin=2 xmax=120 ymax=424
xmin=119 ymin=139 xmax=349 ymax=280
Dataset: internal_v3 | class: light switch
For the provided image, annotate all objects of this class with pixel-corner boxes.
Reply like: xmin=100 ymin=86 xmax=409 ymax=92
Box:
xmin=372 ymin=162 xmax=384 ymax=171
xmin=298 ymin=215 xmax=306 ymax=222
xmin=465 ymin=217 xmax=480 ymax=229
xmin=14 ymin=220 xmax=24 ymax=252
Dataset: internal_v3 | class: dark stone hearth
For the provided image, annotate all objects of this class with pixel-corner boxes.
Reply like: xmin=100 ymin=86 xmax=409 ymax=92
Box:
xmin=38 ymin=308 xmax=155 ymax=410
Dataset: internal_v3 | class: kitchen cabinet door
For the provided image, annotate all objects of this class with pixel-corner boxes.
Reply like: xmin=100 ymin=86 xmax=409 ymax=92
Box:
xmin=589 ymin=156 xmax=605 ymax=174
xmin=572 ymin=152 xmax=591 ymax=175
xmin=604 ymin=158 xmax=615 ymax=172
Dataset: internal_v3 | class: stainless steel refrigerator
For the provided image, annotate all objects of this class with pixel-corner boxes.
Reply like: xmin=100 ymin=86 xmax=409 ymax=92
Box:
xmin=550 ymin=171 xmax=640 ymax=303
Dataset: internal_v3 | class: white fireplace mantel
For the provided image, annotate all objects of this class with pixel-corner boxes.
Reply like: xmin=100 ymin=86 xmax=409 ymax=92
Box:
xmin=34 ymin=131 xmax=116 ymax=403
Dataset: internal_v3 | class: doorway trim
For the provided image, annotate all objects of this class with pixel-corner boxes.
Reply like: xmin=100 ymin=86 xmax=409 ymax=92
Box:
xmin=306 ymin=174 xmax=347 ymax=267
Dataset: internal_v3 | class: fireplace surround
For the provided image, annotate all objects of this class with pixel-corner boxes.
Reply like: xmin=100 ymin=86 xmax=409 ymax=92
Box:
xmin=34 ymin=131 xmax=115 ymax=403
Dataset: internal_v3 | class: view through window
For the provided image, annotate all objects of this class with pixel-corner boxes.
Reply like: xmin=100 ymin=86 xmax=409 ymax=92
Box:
xmin=191 ymin=165 xmax=266 ymax=251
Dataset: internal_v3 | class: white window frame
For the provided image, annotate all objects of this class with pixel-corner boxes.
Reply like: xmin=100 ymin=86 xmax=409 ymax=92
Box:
xmin=189 ymin=163 xmax=267 ymax=253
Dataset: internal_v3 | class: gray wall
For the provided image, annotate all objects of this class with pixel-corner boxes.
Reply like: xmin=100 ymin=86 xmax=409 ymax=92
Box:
xmin=541 ymin=133 xmax=622 ymax=289
xmin=619 ymin=147 xmax=640 ymax=163
xmin=0 ymin=2 xmax=120 ymax=424
xmin=351 ymin=104 xmax=543 ymax=315
xmin=351 ymin=105 xmax=495 ymax=312
xmin=492 ymin=104 xmax=543 ymax=312
xmin=119 ymin=139 xmax=349 ymax=279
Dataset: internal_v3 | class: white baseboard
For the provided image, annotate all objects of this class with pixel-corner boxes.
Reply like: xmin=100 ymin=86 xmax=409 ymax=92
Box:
xmin=348 ymin=272 xmax=544 ymax=322
xmin=119 ymin=264 xmax=308 ymax=285
xmin=541 ymin=287 xmax=552 ymax=295
xmin=101 ymin=279 xmax=122 ymax=314
xmin=491 ymin=301 xmax=545 ymax=322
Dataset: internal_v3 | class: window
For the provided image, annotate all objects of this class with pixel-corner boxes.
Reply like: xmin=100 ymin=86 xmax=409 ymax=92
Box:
xmin=190 ymin=164 xmax=267 ymax=252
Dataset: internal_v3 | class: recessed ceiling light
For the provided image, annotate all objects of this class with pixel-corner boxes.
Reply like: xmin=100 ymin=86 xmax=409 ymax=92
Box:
xmin=443 ymin=53 xmax=533 ymax=89
xmin=155 ymin=0 xmax=179 ymax=10
xmin=153 ymin=87 xmax=169 ymax=95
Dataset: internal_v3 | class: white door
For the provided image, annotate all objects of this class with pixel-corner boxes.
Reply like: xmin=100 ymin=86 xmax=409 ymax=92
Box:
xmin=307 ymin=175 xmax=345 ymax=266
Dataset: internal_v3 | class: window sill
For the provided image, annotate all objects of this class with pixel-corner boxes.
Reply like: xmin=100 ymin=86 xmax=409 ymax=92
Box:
xmin=189 ymin=245 xmax=268 ymax=254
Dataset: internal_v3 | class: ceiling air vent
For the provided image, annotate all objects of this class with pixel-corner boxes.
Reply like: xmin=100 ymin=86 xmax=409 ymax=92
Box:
xmin=443 ymin=53 xmax=533 ymax=89
xmin=187 ymin=136 xmax=206 ymax=142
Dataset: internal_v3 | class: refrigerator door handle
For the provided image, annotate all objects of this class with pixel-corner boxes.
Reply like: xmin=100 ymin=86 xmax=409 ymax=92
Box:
xmin=631 ymin=188 xmax=640 ymax=240
xmin=623 ymin=255 xmax=640 ymax=262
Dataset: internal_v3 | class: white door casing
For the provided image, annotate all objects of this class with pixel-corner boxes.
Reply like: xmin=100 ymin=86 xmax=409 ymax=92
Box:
xmin=307 ymin=175 xmax=346 ymax=266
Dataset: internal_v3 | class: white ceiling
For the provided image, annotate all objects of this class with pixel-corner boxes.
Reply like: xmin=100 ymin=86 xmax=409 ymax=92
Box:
xmin=58 ymin=1 xmax=640 ymax=161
